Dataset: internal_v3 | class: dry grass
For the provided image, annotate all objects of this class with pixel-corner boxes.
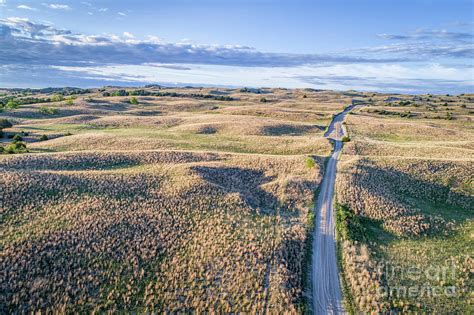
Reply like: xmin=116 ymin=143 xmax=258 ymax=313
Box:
xmin=1 ymin=87 xmax=344 ymax=156
xmin=0 ymin=86 xmax=349 ymax=312
xmin=3 ymin=87 xmax=472 ymax=312
xmin=337 ymin=157 xmax=472 ymax=236
xmin=0 ymin=150 xmax=324 ymax=313
xmin=336 ymin=96 xmax=473 ymax=313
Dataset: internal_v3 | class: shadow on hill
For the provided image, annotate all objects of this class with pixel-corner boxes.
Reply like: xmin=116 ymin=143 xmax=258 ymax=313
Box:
xmin=1 ymin=108 xmax=101 ymax=119
xmin=347 ymin=160 xmax=472 ymax=238
xmin=261 ymin=124 xmax=324 ymax=136
xmin=192 ymin=166 xmax=280 ymax=212
xmin=85 ymin=100 xmax=131 ymax=112
xmin=1 ymin=151 xmax=222 ymax=171
xmin=126 ymin=110 xmax=162 ymax=116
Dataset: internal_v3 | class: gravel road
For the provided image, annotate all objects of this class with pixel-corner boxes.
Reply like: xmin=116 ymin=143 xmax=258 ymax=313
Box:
xmin=312 ymin=104 xmax=359 ymax=314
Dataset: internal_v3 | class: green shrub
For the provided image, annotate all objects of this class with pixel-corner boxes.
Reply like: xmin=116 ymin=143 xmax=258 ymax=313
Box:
xmin=3 ymin=141 xmax=27 ymax=154
xmin=51 ymin=94 xmax=64 ymax=102
xmin=40 ymin=134 xmax=48 ymax=141
xmin=342 ymin=136 xmax=350 ymax=142
xmin=39 ymin=106 xmax=59 ymax=115
xmin=6 ymin=99 xmax=19 ymax=109
xmin=12 ymin=134 xmax=23 ymax=142
xmin=260 ymin=97 xmax=267 ymax=103
xmin=65 ymin=97 xmax=75 ymax=106
xmin=305 ymin=157 xmax=316 ymax=169
xmin=129 ymin=97 xmax=139 ymax=105
xmin=0 ymin=118 xmax=12 ymax=129
xmin=112 ymin=90 xmax=128 ymax=97
xmin=335 ymin=204 xmax=366 ymax=242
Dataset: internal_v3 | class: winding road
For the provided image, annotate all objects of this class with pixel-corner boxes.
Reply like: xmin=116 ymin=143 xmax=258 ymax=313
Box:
xmin=312 ymin=104 xmax=359 ymax=314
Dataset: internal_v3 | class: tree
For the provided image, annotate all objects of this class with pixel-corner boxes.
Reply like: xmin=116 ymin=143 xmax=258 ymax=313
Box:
xmin=40 ymin=134 xmax=48 ymax=141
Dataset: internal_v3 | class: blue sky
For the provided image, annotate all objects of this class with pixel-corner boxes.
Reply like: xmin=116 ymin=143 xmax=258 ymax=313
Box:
xmin=1 ymin=0 xmax=473 ymax=93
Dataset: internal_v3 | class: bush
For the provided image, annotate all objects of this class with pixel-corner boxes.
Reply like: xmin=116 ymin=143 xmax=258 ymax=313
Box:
xmin=3 ymin=141 xmax=27 ymax=154
xmin=305 ymin=156 xmax=316 ymax=169
xmin=51 ymin=94 xmax=64 ymax=102
xmin=128 ymin=89 xmax=151 ymax=96
xmin=129 ymin=97 xmax=139 ymax=105
xmin=335 ymin=203 xmax=366 ymax=242
xmin=65 ymin=97 xmax=75 ymax=106
xmin=40 ymin=134 xmax=48 ymax=141
xmin=39 ymin=106 xmax=59 ymax=115
xmin=12 ymin=134 xmax=23 ymax=142
xmin=342 ymin=136 xmax=350 ymax=142
xmin=6 ymin=99 xmax=19 ymax=109
xmin=112 ymin=90 xmax=128 ymax=97
xmin=0 ymin=118 xmax=12 ymax=129
xmin=260 ymin=97 xmax=267 ymax=103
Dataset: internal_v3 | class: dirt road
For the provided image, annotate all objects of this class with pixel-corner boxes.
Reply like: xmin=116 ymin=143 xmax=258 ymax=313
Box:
xmin=312 ymin=104 xmax=358 ymax=314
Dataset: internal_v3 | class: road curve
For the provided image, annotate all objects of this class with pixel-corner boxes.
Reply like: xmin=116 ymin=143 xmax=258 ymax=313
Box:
xmin=312 ymin=104 xmax=359 ymax=314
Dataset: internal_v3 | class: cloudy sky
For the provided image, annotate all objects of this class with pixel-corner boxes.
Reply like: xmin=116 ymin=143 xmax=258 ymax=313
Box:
xmin=1 ymin=0 xmax=473 ymax=93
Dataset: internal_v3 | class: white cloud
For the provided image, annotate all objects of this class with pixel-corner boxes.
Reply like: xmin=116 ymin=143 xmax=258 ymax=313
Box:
xmin=1 ymin=17 xmax=472 ymax=93
xmin=98 ymin=8 xmax=108 ymax=12
xmin=17 ymin=4 xmax=36 ymax=10
xmin=51 ymin=62 xmax=473 ymax=94
xmin=123 ymin=32 xmax=134 ymax=39
xmin=355 ymin=42 xmax=474 ymax=59
xmin=42 ymin=3 xmax=71 ymax=10
xmin=117 ymin=12 xmax=126 ymax=16
xmin=147 ymin=35 xmax=162 ymax=43
xmin=1 ymin=17 xmax=464 ymax=69
xmin=378 ymin=28 xmax=473 ymax=42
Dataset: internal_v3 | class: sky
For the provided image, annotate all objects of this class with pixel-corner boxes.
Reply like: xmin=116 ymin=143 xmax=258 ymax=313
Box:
xmin=0 ymin=0 xmax=473 ymax=93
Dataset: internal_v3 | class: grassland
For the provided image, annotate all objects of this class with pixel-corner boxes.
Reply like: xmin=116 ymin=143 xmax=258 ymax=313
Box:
xmin=1 ymin=87 xmax=472 ymax=312
xmin=1 ymin=87 xmax=347 ymax=156
xmin=0 ymin=86 xmax=351 ymax=312
xmin=336 ymin=93 xmax=473 ymax=313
